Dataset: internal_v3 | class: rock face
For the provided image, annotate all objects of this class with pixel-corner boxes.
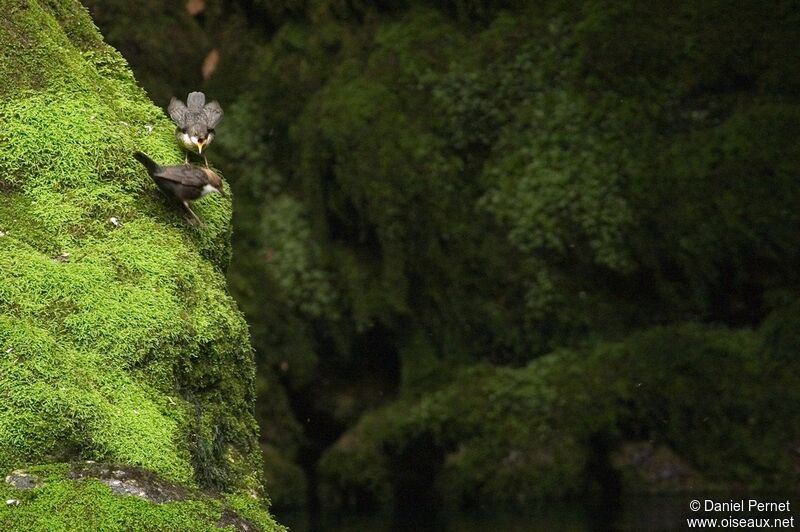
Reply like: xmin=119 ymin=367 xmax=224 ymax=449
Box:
xmin=5 ymin=471 xmax=38 ymax=491
xmin=66 ymin=463 xmax=190 ymax=504
xmin=0 ymin=1 xmax=282 ymax=529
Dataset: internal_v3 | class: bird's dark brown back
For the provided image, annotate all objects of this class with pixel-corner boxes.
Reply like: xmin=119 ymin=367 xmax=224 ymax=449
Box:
xmin=152 ymin=178 xmax=204 ymax=201
xmin=151 ymin=164 xmax=210 ymax=188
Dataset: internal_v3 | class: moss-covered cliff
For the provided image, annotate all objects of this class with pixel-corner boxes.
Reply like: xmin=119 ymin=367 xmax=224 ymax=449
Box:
xmin=0 ymin=1 xmax=283 ymax=529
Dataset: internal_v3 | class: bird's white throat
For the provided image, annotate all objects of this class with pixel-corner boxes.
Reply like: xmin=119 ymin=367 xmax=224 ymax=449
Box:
xmin=179 ymin=132 xmax=195 ymax=150
xmin=201 ymin=184 xmax=220 ymax=196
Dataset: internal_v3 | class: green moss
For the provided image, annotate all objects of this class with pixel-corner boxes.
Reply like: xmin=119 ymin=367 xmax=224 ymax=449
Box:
xmin=224 ymin=492 xmax=287 ymax=531
xmin=0 ymin=315 xmax=194 ymax=482
xmin=0 ymin=0 xmax=283 ymax=529
xmin=0 ymin=464 xmax=285 ymax=531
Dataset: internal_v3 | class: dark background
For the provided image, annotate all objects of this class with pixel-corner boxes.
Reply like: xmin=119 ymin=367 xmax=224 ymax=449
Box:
xmin=82 ymin=0 xmax=800 ymax=528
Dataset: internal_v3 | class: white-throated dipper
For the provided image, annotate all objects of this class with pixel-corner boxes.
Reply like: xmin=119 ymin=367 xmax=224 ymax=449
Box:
xmin=167 ymin=91 xmax=223 ymax=166
xmin=133 ymin=152 xmax=223 ymax=225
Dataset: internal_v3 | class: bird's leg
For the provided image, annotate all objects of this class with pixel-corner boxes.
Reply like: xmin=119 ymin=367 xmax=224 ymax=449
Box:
xmin=204 ymin=154 xmax=209 ymax=168
xmin=182 ymin=201 xmax=203 ymax=226
xmin=184 ymin=152 xmax=189 ymax=165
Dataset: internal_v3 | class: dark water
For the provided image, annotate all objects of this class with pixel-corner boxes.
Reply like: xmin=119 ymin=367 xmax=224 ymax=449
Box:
xmin=278 ymin=495 xmax=703 ymax=532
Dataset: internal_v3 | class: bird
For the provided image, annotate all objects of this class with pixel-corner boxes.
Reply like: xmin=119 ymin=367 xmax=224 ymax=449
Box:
xmin=133 ymin=152 xmax=224 ymax=225
xmin=167 ymin=91 xmax=223 ymax=166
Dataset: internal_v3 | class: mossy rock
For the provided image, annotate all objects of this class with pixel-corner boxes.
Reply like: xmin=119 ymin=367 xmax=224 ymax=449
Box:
xmin=0 ymin=1 xmax=283 ymax=529
xmin=0 ymin=463 xmax=282 ymax=531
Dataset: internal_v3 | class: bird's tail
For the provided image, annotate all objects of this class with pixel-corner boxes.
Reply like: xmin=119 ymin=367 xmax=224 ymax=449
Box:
xmin=187 ymin=91 xmax=206 ymax=110
xmin=133 ymin=152 xmax=158 ymax=174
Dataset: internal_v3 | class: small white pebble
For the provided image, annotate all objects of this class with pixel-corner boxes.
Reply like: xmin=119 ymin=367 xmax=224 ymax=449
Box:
xmin=109 ymin=217 xmax=122 ymax=228
xmin=0 ymin=231 xmax=5 ymax=237
xmin=144 ymin=125 xmax=154 ymax=133
xmin=6 ymin=499 xmax=19 ymax=506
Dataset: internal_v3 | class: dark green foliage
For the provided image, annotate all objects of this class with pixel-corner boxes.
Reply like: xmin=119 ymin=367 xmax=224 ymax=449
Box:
xmin=319 ymin=319 xmax=800 ymax=509
xmin=219 ymin=0 xmax=800 ymax=508
xmin=87 ymin=0 xmax=800 ymax=511
xmin=216 ymin=0 xmax=800 ymax=367
xmin=260 ymin=444 xmax=308 ymax=509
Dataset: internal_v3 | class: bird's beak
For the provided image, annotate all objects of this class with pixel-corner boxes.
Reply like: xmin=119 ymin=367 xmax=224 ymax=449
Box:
xmin=195 ymin=141 xmax=204 ymax=154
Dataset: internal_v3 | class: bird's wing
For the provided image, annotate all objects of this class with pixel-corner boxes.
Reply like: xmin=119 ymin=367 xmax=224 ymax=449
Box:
xmin=187 ymin=91 xmax=206 ymax=110
xmin=167 ymin=98 xmax=188 ymax=128
xmin=151 ymin=165 xmax=208 ymax=188
xmin=204 ymin=101 xmax=224 ymax=129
